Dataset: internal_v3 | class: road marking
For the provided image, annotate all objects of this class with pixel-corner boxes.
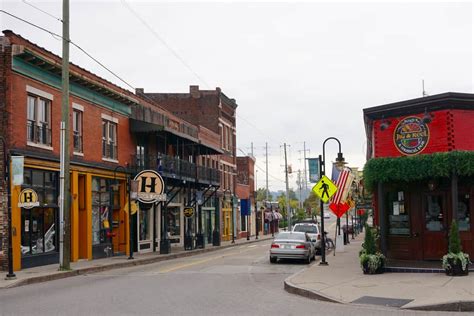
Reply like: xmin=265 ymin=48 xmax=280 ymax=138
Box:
xmin=248 ymin=245 xmax=257 ymax=248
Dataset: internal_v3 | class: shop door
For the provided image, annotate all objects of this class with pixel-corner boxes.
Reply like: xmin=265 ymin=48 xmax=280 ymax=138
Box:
xmin=422 ymin=192 xmax=448 ymax=260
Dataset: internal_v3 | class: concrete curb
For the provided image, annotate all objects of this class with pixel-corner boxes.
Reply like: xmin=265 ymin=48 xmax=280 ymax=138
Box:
xmin=3 ymin=237 xmax=271 ymax=289
xmin=283 ymin=249 xmax=474 ymax=312
xmin=283 ymin=251 xmax=344 ymax=305
xmin=404 ymin=301 xmax=474 ymax=312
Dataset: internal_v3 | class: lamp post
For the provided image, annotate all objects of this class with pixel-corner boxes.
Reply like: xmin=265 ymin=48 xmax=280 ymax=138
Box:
xmin=1 ymin=137 xmax=16 ymax=280
xmin=319 ymin=137 xmax=345 ymax=266
xmin=113 ymin=165 xmax=137 ymax=260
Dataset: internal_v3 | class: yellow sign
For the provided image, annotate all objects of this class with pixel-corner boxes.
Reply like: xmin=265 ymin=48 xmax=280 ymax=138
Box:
xmin=18 ymin=188 xmax=40 ymax=209
xmin=312 ymin=175 xmax=338 ymax=203
xmin=124 ymin=201 xmax=138 ymax=215
xmin=184 ymin=207 xmax=194 ymax=218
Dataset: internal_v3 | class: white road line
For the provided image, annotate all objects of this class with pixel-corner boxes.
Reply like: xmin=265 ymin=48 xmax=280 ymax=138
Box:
xmin=247 ymin=245 xmax=257 ymax=248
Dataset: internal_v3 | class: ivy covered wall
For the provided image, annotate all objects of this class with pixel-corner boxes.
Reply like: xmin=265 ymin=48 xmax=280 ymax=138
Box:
xmin=364 ymin=151 xmax=474 ymax=191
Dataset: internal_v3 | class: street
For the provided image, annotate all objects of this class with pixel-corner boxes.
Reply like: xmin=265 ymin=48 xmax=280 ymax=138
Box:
xmin=0 ymin=218 xmax=454 ymax=316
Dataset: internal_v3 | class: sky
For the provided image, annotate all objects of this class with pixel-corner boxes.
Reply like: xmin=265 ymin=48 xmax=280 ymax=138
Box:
xmin=1 ymin=0 xmax=473 ymax=192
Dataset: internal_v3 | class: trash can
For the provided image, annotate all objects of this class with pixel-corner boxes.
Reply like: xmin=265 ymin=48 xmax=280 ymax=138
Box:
xmin=160 ymin=239 xmax=171 ymax=254
xmin=184 ymin=235 xmax=193 ymax=250
xmin=212 ymin=230 xmax=221 ymax=246
xmin=196 ymin=233 xmax=205 ymax=249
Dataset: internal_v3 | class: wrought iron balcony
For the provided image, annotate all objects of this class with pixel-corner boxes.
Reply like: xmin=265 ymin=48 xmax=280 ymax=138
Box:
xmin=131 ymin=154 xmax=220 ymax=186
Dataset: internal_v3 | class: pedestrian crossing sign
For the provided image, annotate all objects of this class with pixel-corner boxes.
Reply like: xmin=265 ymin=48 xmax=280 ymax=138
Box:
xmin=312 ymin=175 xmax=338 ymax=203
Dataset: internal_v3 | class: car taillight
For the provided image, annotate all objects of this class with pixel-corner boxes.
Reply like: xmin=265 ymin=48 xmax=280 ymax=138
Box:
xmin=271 ymin=244 xmax=279 ymax=248
xmin=317 ymin=234 xmax=321 ymax=240
xmin=296 ymin=244 xmax=306 ymax=249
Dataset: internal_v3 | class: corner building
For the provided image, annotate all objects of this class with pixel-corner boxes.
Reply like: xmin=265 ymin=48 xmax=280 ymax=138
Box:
xmin=0 ymin=30 xmax=136 ymax=270
xmin=363 ymin=93 xmax=474 ymax=261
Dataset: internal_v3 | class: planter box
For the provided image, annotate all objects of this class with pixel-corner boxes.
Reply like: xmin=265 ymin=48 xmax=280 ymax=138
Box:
xmin=445 ymin=258 xmax=469 ymax=276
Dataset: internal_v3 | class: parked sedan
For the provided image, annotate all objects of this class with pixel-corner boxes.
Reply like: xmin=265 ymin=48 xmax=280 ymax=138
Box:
xmin=269 ymin=231 xmax=315 ymax=264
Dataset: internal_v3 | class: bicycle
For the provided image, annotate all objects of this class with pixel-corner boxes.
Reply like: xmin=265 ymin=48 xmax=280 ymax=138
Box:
xmin=324 ymin=231 xmax=335 ymax=250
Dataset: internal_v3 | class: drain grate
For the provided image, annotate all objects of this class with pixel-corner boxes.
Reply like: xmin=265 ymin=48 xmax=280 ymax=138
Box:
xmin=351 ymin=296 xmax=413 ymax=308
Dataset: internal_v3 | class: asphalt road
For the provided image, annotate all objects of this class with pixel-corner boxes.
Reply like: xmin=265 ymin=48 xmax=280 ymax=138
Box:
xmin=0 ymin=218 xmax=456 ymax=315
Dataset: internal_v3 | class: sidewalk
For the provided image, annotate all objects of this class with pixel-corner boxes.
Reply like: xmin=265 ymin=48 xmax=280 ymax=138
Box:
xmin=285 ymin=233 xmax=474 ymax=312
xmin=0 ymin=234 xmax=273 ymax=289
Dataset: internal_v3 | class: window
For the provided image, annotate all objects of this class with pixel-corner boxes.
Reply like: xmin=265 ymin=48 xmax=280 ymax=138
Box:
xmin=27 ymin=94 xmax=52 ymax=147
xmin=102 ymin=119 xmax=117 ymax=160
xmin=387 ymin=191 xmax=410 ymax=235
xmin=458 ymin=193 xmax=470 ymax=231
xmin=425 ymin=194 xmax=445 ymax=232
xmin=136 ymin=145 xmax=145 ymax=169
xmin=73 ymin=109 xmax=83 ymax=153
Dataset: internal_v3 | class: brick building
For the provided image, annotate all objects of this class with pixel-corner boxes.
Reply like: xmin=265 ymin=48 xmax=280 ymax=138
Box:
xmin=363 ymin=92 xmax=474 ymax=262
xmin=0 ymin=30 xmax=223 ymax=271
xmin=136 ymin=86 xmax=239 ymax=241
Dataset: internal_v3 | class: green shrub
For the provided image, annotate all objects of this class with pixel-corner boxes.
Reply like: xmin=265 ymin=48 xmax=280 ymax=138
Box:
xmin=448 ymin=220 xmax=462 ymax=254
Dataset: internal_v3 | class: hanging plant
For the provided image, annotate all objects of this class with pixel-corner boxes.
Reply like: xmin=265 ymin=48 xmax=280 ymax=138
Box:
xmin=363 ymin=151 xmax=474 ymax=191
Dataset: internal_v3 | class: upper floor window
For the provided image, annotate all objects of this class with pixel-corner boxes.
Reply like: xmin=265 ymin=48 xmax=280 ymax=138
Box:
xmin=27 ymin=94 xmax=52 ymax=147
xmin=73 ymin=106 xmax=83 ymax=154
xmin=102 ymin=116 xmax=118 ymax=161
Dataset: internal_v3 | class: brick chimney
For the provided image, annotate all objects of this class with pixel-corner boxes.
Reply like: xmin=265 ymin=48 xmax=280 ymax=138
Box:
xmin=190 ymin=85 xmax=200 ymax=98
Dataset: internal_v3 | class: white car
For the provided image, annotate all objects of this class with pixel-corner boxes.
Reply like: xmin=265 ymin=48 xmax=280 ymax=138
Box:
xmin=324 ymin=213 xmax=331 ymax=219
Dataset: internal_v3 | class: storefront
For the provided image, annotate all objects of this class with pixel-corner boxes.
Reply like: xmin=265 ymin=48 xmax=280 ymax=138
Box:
xmin=363 ymin=92 xmax=474 ymax=261
xmin=20 ymin=168 xmax=59 ymax=268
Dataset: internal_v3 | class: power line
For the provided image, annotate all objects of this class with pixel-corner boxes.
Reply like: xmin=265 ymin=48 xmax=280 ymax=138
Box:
xmin=22 ymin=0 xmax=62 ymax=22
xmin=120 ymin=0 xmax=210 ymax=88
xmin=1 ymin=10 xmax=138 ymax=92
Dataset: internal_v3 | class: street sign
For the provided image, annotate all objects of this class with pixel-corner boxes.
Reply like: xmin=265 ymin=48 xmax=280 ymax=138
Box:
xmin=184 ymin=207 xmax=194 ymax=218
xmin=329 ymin=202 xmax=350 ymax=218
xmin=312 ymin=175 xmax=338 ymax=203
xmin=134 ymin=170 xmax=166 ymax=204
xmin=18 ymin=188 xmax=40 ymax=209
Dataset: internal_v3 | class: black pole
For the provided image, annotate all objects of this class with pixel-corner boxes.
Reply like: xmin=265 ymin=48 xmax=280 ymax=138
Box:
xmin=231 ymin=195 xmax=235 ymax=243
xmin=345 ymin=210 xmax=349 ymax=245
xmin=4 ymin=143 xmax=16 ymax=279
xmin=127 ymin=176 xmax=134 ymax=259
xmin=319 ymin=154 xmax=327 ymax=265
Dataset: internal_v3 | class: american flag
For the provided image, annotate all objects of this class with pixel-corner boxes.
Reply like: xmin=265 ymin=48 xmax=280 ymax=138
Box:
xmin=330 ymin=165 xmax=353 ymax=205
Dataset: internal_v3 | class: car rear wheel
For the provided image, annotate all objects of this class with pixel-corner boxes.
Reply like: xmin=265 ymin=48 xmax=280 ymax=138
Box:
xmin=270 ymin=256 xmax=277 ymax=264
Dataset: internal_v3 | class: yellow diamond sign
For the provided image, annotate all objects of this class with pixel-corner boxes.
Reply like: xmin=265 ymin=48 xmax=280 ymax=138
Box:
xmin=312 ymin=175 xmax=338 ymax=203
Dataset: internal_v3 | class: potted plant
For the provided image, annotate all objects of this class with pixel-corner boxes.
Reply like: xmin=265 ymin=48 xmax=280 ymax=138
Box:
xmin=359 ymin=225 xmax=385 ymax=274
xmin=442 ymin=221 xmax=471 ymax=276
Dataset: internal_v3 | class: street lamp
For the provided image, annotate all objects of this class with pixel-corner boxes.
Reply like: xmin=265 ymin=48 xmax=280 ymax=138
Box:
xmin=1 ymin=137 xmax=16 ymax=280
xmin=319 ymin=137 xmax=345 ymax=266
xmin=113 ymin=165 xmax=138 ymax=260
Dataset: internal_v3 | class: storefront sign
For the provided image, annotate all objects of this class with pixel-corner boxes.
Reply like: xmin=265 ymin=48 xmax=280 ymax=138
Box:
xmin=184 ymin=207 xmax=194 ymax=217
xmin=394 ymin=116 xmax=430 ymax=155
xmin=18 ymin=188 xmax=40 ymax=209
xmin=134 ymin=170 xmax=166 ymax=203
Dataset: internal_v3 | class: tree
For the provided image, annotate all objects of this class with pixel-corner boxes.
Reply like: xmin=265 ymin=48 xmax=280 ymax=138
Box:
xmin=303 ymin=191 xmax=320 ymax=215
xmin=256 ymin=188 xmax=272 ymax=202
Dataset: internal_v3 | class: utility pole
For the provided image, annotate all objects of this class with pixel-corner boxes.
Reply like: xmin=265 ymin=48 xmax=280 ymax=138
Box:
xmin=303 ymin=142 xmax=308 ymax=192
xmin=251 ymin=142 xmax=254 ymax=157
xmin=284 ymin=143 xmax=291 ymax=231
xmin=60 ymin=0 xmax=71 ymax=270
xmin=265 ymin=142 xmax=269 ymax=202
xmin=297 ymin=170 xmax=302 ymax=209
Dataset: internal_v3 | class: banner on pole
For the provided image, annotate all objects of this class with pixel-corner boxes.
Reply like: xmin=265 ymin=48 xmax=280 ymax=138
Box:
xmin=11 ymin=156 xmax=24 ymax=185
xmin=307 ymin=158 xmax=320 ymax=183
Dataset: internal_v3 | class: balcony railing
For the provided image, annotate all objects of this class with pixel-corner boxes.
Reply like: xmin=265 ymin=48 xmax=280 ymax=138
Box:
xmin=27 ymin=121 xmax=52 ymax=146
xmin=131 ymin=154 xmax=220 ymax=185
